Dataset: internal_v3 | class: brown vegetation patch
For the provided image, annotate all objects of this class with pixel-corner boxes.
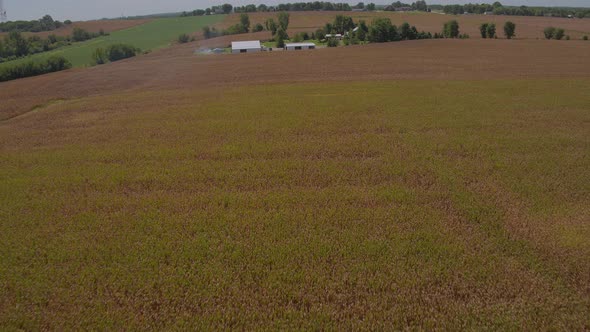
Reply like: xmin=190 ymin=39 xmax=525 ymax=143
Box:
xmin=1 ymin=38 xmax=590 ymax=120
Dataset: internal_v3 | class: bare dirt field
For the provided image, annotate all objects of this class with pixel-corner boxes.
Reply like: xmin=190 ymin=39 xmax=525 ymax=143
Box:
xmin=221 ymin=11 xmax=590 ymax=39
xmin=1 ymin=38 xmax=589 ymax=120
xmin=0 ymin=19 xmax=152 ymax=38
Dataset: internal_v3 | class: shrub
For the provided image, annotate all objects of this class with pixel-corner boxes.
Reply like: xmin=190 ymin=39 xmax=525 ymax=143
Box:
xmin=253 ymin=23 xmax=264 ymax=32
xmin=177 ymin=33 xmax=190 ymax=43
xmin=544 ymin=27 xmax=556 ymax=39
xmin=64 ymin=20 xmax=72 ymax=25
xmin=504 ymin=21 xmax=516 ymax=39
xmin=479 ymin=23 xmax=488 ymax=38
xmin=327 ymin=37 xmax=339 ymax=47
xmin=584 ymin=35 xmax=588 ymax=40
xmin=275 ymin=28 xmax=288 ymax=48
xmin=443 ymin=20 xmax=459 ymax=38
xmin=72 ymin=27 xmax=91 ymax=42
xmin=565 ymin=35 xmax=570 ymax=40
xmin=0 ymin=55 xmax=71 ymax=82
xmin=224 ymin=23 xmax=248 ymax=35
xmin=486 ymin=23 xmax=496 ymax=38
xmin=92 ymin=47 xmax=108 ymax=65
xmin=554 ymin=28 xmax=565 ymax=40
xmin=99 ymin=44 xmax=140 ymax=62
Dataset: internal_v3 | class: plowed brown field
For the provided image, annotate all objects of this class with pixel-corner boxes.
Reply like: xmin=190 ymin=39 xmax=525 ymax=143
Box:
xmin=221 ymin=11 xmax=590 ymax=39
xmin=1 ymin=38 xmax=589 ymax=120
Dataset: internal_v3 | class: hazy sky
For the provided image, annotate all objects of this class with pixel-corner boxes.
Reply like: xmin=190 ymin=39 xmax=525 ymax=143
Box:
xmin=3 ymin=0 xmax=589 ymax=21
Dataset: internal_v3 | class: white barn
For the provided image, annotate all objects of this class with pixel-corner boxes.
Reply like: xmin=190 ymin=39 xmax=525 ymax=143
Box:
xmin=284 ymin=42 xmax=316 ymax=51
xmin=231 ymin=41 xmax=262 ymax=54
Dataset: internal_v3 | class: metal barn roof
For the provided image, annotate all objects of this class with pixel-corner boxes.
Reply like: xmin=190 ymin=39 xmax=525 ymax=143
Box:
xmin=231 ymin=40 xmax=261 ymax=50
xmin=285 ymin=42 xmax=316 ymax=47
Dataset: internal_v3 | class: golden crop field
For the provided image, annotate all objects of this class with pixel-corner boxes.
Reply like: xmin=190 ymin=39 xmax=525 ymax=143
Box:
xmin=1 ymin=12 xmax=590 ymax=330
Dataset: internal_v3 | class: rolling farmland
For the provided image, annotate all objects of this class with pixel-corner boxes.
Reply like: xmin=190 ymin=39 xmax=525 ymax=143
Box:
xmin=1 ymin=10 xmax=590 ymax=330
xmin=0 ymin=15 xmax=224 ymax=68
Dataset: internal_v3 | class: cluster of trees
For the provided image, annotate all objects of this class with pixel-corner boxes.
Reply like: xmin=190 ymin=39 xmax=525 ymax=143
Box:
xmin=72 ymin=27 xmax=107 ymax=42
xmin=0 ymin=15 xmax=70 ymax=33
xmin=543 ymin=27 xmax=565 ymax=40
xmin=436 ymin=2 xmax=590 ymax=18
xmin=0 ymin=55 xmax=71 ymax=82
xmin=0 ymin=28 xmax=104 ymax=63
xmin=365 ymin=17 xmax=433 ymax=43
xmin=479 ymin=23 xmax=496 ymax=38
xmin=182 ymin=1 xmax=378 ymax=16
xmin=384 ymin=1 xmax=428 ymax=11
xmin=480 ymin=22 xmax=519 ymax=40
xmin=269 ymin=13 xmax=291 ymax=47
xmin=181 ymin=4 xmax=234 ymax=16
xmin=91 ymin=44 xmax=140 ymax=65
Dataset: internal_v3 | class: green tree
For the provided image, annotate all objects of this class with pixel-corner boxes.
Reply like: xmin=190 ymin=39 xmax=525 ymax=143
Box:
xmin=414 ymin=0 xmax=428 ymax=11
xmin=72 ymin=27 xmax=91 ymax=42
xmin=276 ymin=28 xmax=288 ymax=48
xmin=479 ymin=23 xmax=489 ymax=38
xmin=278 ymin=12 xmax=290 ymax=31
xmin=106 ymin=44 xmax=140 ymax=62
xmin=315 ymin=28 xmax=326 ymax=40
xmin=544 ymin=27 xmax=555 ymax=39
xmin=9 ymin=32 xmax=29 ymax=57
xmin=443 ymin=20 xmax=459 ymax=38
xmin=327 ymin=37 xmax=339 ymax=47
xmin=503 ymin=21 xmax=515 ymax=39
xmin=333 ymin=15 xmax=355 ymax=34
xmin=92 ymin=47 xmax=108 ymax=64
xmin=368 ymin=17 xmax=398 ymax=43
xmin=367 ymin=3 xmax=376 ymax=10
xmin=240 ymin=14 xmax=250 ymax=32
xmin=486 ymin=23 xmax=496 ymax=38
xmin=221 ymin=4 xmax=233 ymax=14
xmin=554 ymin=28 xmax=565 ymax=40
xmin=265 ymin=18 xmax=278 ymax=35
xmin=253 ymin=23 xmax=264 ymax=32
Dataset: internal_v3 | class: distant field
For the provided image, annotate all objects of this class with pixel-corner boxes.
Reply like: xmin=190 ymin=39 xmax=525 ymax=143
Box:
xmin=1 ymin=79 xmax=589 ymax=329
xmin=221 ymin=11 xmax=590 ymax=39
xmin=0 ymin=19 xmax=153 ymax=39
xmin=0 ymin=15 xmax=224 ymax=68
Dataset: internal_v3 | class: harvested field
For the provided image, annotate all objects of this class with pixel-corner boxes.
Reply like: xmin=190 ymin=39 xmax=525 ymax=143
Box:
xmin=1 ymin=39 xmax=589 ymax=120
xmin=1 ymin=78 xmax=590 ymax=329
xmin=220 ymin=11 xmax=590 ymax=39
xmin=1 ymin=16 xmax=590 ymax=330
xmin=0 ymin=19 xmax=152 ymax=38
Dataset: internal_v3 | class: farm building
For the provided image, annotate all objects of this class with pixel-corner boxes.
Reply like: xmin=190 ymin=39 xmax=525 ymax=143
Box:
xmin=284 ymin=42 xmax=316 ymax=51
xmin=325 ymin=34 xmax=343 ymax=40
xmin=231 ymin=41 xmax=262 ymax=54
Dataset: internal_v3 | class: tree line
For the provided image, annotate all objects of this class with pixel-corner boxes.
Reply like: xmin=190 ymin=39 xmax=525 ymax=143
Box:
xmin=0 ymin=28 xmax=107 ymax=63
xmin=433 ymin=2 xmax=590 ymax=18
xmin=182 ymin=1 xmax=380 ymax=17
xmin=0 ymin=15 xmax=72 ymax=33
xmin=0 ymin=55 xmax=71 ymax=82
xmin=384 ymin=1 xmax=429 ymax=11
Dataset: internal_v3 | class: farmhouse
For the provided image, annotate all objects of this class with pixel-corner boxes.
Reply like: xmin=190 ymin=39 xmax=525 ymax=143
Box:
xmin=284 ymin=42 xmax=316 ymax=51
xmin=231 ymin=41 xmax=262 ymax=54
